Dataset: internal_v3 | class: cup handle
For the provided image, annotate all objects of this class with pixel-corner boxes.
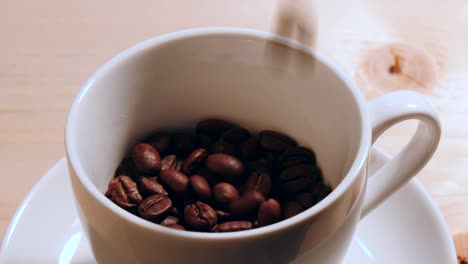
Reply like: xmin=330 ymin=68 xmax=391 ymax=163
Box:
xmin=360 ymin=90 xmax=441 ymax=218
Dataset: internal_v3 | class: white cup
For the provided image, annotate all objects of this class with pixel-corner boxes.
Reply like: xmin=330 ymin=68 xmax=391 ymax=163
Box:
xmin=65 ymin=28 xmax=441 ymax=264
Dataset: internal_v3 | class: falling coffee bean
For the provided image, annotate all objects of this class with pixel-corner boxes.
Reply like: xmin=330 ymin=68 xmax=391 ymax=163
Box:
xmin=131 ymin=143 xmax=161 ymax=175
xmin=184 ymin=201 xmax=217 ymax=231
xmin=138 ymin=194 xmax=172 ymax=222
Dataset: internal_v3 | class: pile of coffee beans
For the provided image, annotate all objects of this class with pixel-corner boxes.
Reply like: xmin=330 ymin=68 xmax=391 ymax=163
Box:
xmin=105 ymin=119 xmax=332 ymax=232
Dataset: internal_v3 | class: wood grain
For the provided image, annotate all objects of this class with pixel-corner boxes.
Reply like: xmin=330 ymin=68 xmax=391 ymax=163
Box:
xmin=1 ymin=0 xmax=467 ymax=256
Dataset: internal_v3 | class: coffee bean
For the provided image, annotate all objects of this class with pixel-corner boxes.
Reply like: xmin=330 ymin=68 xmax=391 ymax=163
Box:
xmin=161 ymin=155 xmax=178 ymax=171
xmin=244 ymin=170 xmax=272 ymax=198
xmin=195 ymin=134 xmax=212 ymax=149
xmin=196 ymin=168 xmax=220 ymax=186
xmin=205 ymin=153 xmax=244 ymax=178
xmin=105 ymin=175 xmax=142 ymax=211
xmin=278 ymin=146 xmax=317 ymax=170
xmin=184 ymin=202 xmax=217 ymax=231
xmin=131 ymin=143 xmax=161 ymax=175
xmin=160 ymin=215 xmax=179 ymax=226
xmin=183 ymin=148 xmax=208 ymax=175
xmin=196 ymin=119 xmax=233 ymax=138
xmin=139 ymin=176 xmax=168 ymax=197
xmin=173 ymin=133 xmax=196 ymax=157
xmin=310 ymin=181 xmax=332 ymax=203
xmin=279 ymin=164 xmax=317 ymax=194
xmin=138 ymin=194 xmax=172 ymax=222
xmin=229 ymin=191 xmax=265 ymax=216
xmin=220 ymin=126 xmax=250 ymax=143
xmin=282 ymin=201 xmax=304 ymax=219
xmin=189 ymin=175 xmax=211 ymax=200
xmin=216 ymin=221 xmax=253 ymax=232
xmin=147 ymin=133 xmax=172 ymax=155
xmin=216 ymin=210 xmax=232 ymax=222
xmin=160 ymin=169 xmax=189 ymax=193
xmin=257 ymin=199 xmax=281 ymax=227
xmin=114 ymin=157 xmax=137 ymax=178
xmin=167 ymin=224 xmax=185 ymax=230
xmin=239 ymin=136 xmax=263 ymax=160
xmin=210 ymin=141 xmax=236 ymax=155
xmin=213 ymin=183 xmax=240 ymax=206
xmin=259 ymin=130 xmax=297 ymax=153
xmin=294 ymin=192 xmax=315 ymax=208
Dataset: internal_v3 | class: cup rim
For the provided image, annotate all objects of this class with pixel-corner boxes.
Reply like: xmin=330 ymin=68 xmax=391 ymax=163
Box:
xmin=65 ymin=27 xmax=371 ymax=240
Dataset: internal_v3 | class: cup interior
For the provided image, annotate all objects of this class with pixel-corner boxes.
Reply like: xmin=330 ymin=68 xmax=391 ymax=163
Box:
xmin=67 ymin=29 xmax=365 ymax=211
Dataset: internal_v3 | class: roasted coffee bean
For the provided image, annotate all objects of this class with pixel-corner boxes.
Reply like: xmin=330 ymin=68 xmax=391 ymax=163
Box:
xmin=131 ymin=143 xmax=161 ymax=175
xmin=239 ymin=136 xmax=263 ymax=160
xmin=244 ymin=170 xmax=272 ymax=198
xmin=184 ymin=202 xmax=217 ymax=231
xmin=257 ymin=199 xmax=281 ymax=227
xmin=216 ymin=210 xmax=232 ymax=222
xmin=213 ymin=183 xmax=240 ymax=206
xmin=138 ymin=194 xmax=172 ymax=222
xmin=205 ymin=153 xmax=244 ymax=178
xmin=147 ymin=133 xmax=172 ymax=155
xmin=216 ymin=221 xmax=253 ymax=232
xmin=160 ymin=215 xmax=179 ymax=226
xmin=189 ymin=175 xmax=211 ymax=200
xmin=114 ymin=157 xmax=137 ymax=178
xmin=167 ymin=224 xmax=185 ymax=230
xmin=195 ymin=134 xmax=212 ymax=149
xmin=279 ymin=164 xmax=318 ymax=194
xmin=160 ymin=169 xmax=189 ymax=193
xmin=259 ymin=130 xmax=297 ymax=153
xmin=161 ymin=155 xmax=178 ymax=171
xmin=278 ymin=146 xmax=317 ymax=170
xmin=229 ymin=191 xmax=265 ymax=216
xmin=282 ymin=201 xmax=304 ymax=219
xmin=196 ymin=168 xmax=220 ymax=186
xmin=171 ymin=207 xmax=181 ymax=217
xmin=139 ymin=176 xmax=168 ymax=197
xmin=294 ymin=192 xmax=315 ymax=208
xmin=105 ymin=176 xmax=142 ymax=211
xmin=310 ymin=181 xmax=332 ymax=203
xmin=210 ymin=141 xmax=236 ymax=155
xmin=196 ymin=119 xmax=233 ymax=138
xmin=220 ymin=126 xmax=250 ymax=143
xmin=173 ymin=133 xmax=196 ymax=157
xmin=183 ymin=148 xmax=208 ymax=175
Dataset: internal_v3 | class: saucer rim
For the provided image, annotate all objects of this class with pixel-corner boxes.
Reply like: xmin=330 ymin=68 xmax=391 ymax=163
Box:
xmin=0 ymin=148 xmax=458 ymax=262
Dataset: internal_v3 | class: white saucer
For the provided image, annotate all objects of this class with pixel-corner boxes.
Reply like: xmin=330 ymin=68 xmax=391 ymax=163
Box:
xmin=0 ymin=148 xmax=457 ymax=263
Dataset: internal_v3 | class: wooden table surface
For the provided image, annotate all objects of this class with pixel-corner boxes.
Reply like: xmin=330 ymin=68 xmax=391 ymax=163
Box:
xmin=1 ymin=0 xmax=467 ymax=258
